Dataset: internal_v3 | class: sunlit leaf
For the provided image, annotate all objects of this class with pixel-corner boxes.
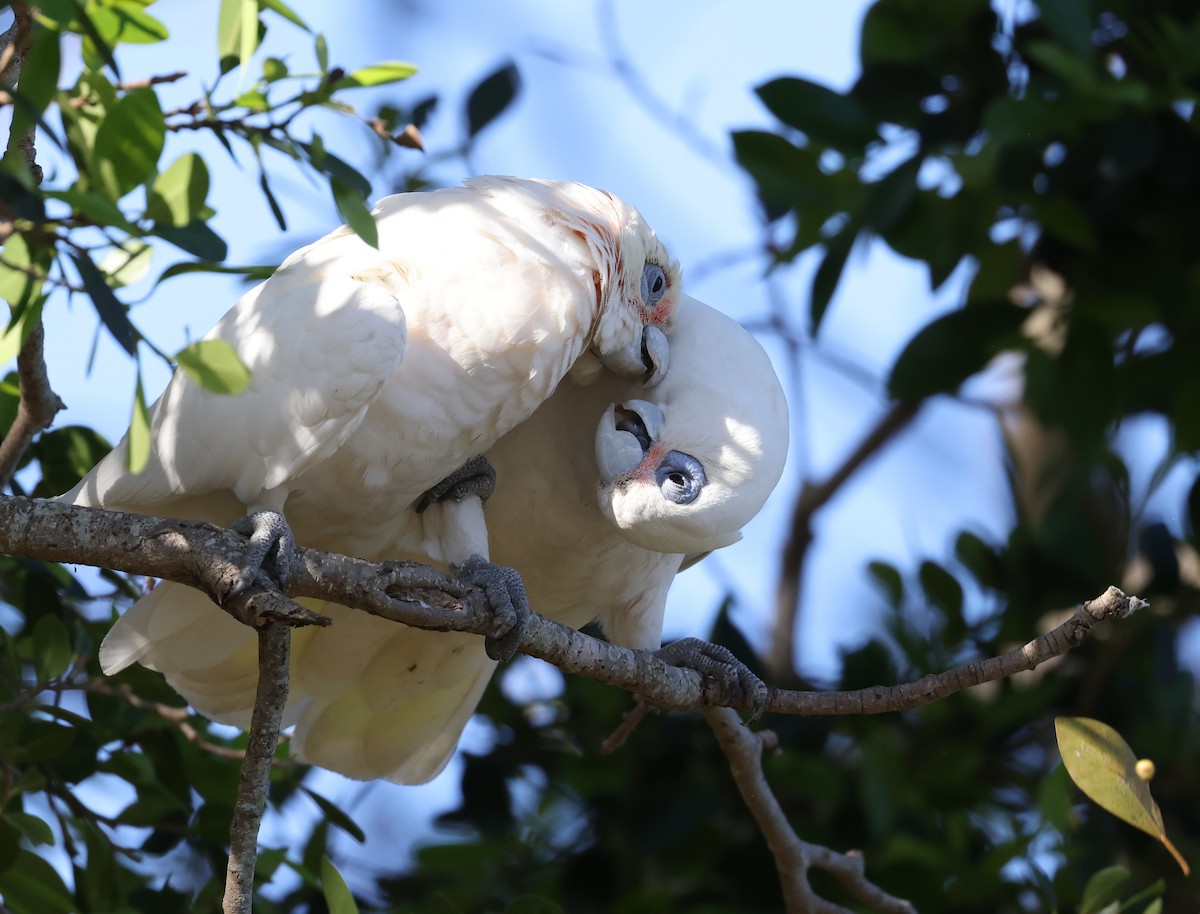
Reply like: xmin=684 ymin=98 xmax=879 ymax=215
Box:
xmin=92 ymin=88 xmax=165 ymax=198
xmin=261 ymin=0 xmax=310 ymax=30
xmin=99 ymin=242 xmax=153 ymax=287
xmin=1056 ymin=717 xmax=1190 ymax=875
xmin=88 ymin=3 xmax=169 ymax=45
xmin=126 ymin=377 xmax=151 ymax=473
xmin=0 ymin=233 xmax=44 ymax=309
xmin=321 ymin=856 xmax=359 ymax=914
xmin=331 ymin=180 xmax=378 ymax=249
xmin=46 ymin=188 xmax=139 ymax=234
xmin=146 ymin=153 xmax=212 ymax=227
xmin=334 ymin=61 xmax=418 ymax=89
xmin=175 ymin=339 xmax=251 ymax=395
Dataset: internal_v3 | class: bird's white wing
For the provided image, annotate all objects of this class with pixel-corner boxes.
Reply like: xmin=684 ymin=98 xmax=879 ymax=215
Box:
xmin=67 ymin=273 xmax=408 ymax=517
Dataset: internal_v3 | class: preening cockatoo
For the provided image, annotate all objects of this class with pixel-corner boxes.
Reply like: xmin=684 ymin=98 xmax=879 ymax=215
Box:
xmin=66 ymin=176 xmax=680 ymax=657
xmin=77 ymin=293 xmax=789 ymax=783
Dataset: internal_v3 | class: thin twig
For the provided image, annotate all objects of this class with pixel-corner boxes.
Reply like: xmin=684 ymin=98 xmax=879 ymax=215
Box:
xmin=600 ymin=697 xmax=652 ymax=753
xmin=0 ymin=324 xmax=65 ymax=488
xmin=768 ymin=400 xmax=920 ymax=682
xmin=705 ymin=707 xmax=915 ymax=914
xmin=0 ymin=496 xmax=1146 ymax=718
xmin=82 ymin=680 xmax=270 ymax=762
xmin=222 ymin=624 xmax=290 ymax=914
xmin=0 ymin=5 xmax=62 ymax=489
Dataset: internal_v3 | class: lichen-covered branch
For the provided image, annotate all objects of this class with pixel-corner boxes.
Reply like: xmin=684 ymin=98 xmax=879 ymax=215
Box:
xmin=222 ymin=624 xmax=290 ymax=914
xmin=0 ymin=5 xmax=64 ymax=490
xmin=706 ymin=706 xmax=915 ymax=914
xmin=0 ymin=496 xmax=1144 ymax=718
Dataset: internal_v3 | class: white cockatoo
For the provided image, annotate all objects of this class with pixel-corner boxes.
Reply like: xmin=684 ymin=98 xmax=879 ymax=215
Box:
xmin=66 ymin=176 xmax=681 ymax=659
xmin=80 ymin=293 xmax=789 ymax=783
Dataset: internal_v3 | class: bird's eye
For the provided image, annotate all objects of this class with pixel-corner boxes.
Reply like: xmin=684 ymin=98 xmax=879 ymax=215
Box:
xmin=656 ymin=451 xmax=705 ymax=505
xmin=641 ymin=262 xmax=667 ymax=306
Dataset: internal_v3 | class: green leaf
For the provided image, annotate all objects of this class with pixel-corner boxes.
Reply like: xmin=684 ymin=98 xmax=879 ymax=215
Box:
xmin=175 ymin=339 xmax=251 ymax=395
xmin=74 ymin=0 xmax=122 ymax=77
xmin=4 ymin=811 xmax=54 ymax=847
xmin=126 ymin=377 xmax=151 ymax=473
xmin=331 ymin=180 xmax=378 ymax=249
xmin=887 ymin=301 xmax=1028 ymax=401
xmin=262 ymin=56 xmax=288 ymax=81
xmin=0 ymin=849 xmax=76 ymax=914
xmin=334 ymin=61 xmax=418 ymax=90
xmin=302 ymin=787 xmax=367 ymax=843
xmin=88 ymin=3 xmax=170 ymax=45
xmin=1055 ymin=717 xmax=1190 ymax=875
xmin=867 ymin=560 xmax=904 ymax=606
xmin=92 ymin=87 xmax=165 ymax=199
xmin=98 ymin=242 xmax=153 ymax=287
xmin=261 ymin=0 xmax=310 ymax=30
xmin=146 ymin=153 xmax=212 ymax=227
xmin=32 ymin=614 xmax=73 ymax=681
xmin=465 ymin=62 xmax=520 ymax=137
xmin=71 ymin=250 xmax=138 ymax=355
xmin=235 ymin=88 xmax=270 ymax=110
xmin=153 ymin=221 xmax=229 ymax=261
xmin=298 ymin=138 xmax=371 ymax=196
xmin=1038 ymin=0 xmax=1097 ymax=61
xmin=756 ymin=77 xmax=876 ymax=149
xmin=239 ymin=0 xmax=259 ymax=73
xmin=731 ymin=130 xmax=834 ymax=217
xmin=810 ymin=233 xmax=854 ymax=334
xmin=0 ymin=233 xmax=44 ymax=309
xmin=7 ymin=26 xmax=61 ymax=141
xmin=45 ymin=188 xmax=140 ymax=234
xmin=315 ymin=32 xmax=329 ymax=71
xmin=504 ymin=896 xmax=565 ymax=914
xmin=154 ymin=260 xmax=275 ymax=286
xmin=1080 ymin=866 xmax=1130 ymax=914
xmin=0 ymin=296 xmax=45 ymax=368
xmin=321 ymin=856 xmax=359 ymax=914
xmin=917 ymin=560 xmax=963 ymax=621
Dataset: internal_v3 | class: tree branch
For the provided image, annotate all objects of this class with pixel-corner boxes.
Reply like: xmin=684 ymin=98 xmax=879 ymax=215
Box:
xmin=706 ymin=706 xmax=915 ymax=914
xmin=0 ymin=496 xmax=1145 ymax=718
xmin=0 ymin=5 xmax=63 ymax=490
xmin=222 ymin=624 xmax=290 ymax=914
xmin=768 ymin=401 xmax=920 ymax=682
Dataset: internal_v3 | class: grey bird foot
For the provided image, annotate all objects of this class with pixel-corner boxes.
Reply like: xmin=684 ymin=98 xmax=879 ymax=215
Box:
xmin=452 ymin=553 xmax=530 ymax=662
xmin=655 ymin=637 xmax=769 ymax=719
xmin=224 ymin=510 xmax=296 ymax=600
xmin=416 ymin=455 xmax=497 ymax=512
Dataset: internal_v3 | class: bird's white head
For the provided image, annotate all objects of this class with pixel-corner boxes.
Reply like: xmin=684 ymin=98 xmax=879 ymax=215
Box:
xmin=525 ymin=180 xmax=681 ymax=388
xmin=593 ymin=295 xmax=789 ymax=555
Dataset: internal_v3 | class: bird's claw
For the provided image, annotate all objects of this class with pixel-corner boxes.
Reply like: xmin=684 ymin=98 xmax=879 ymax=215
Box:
xmin=451 ymin=553 xmax=530 ymax=662
xmin=224 ymin=510 xmax=296 ymax=601
xmin=417 ymin=455 xmax=497 ymax=513
xmin=654 ymin=637 xmax=769 ymax=719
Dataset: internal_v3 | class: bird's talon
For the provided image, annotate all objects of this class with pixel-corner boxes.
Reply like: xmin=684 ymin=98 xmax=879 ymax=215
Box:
xmin=229 ymin=510 xmax=296 ymax=593
xmin=655 ymin=637 xmax=768 ymax=718
xmin=452 ymin=553 xmax=531 ymax=663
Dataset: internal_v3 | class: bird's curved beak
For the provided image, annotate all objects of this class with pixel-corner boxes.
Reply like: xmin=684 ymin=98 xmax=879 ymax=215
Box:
xmin=595 ymin=399 xmax=666 ymax=484
xmin=599 ymin=325 xmax=669 ymax=387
